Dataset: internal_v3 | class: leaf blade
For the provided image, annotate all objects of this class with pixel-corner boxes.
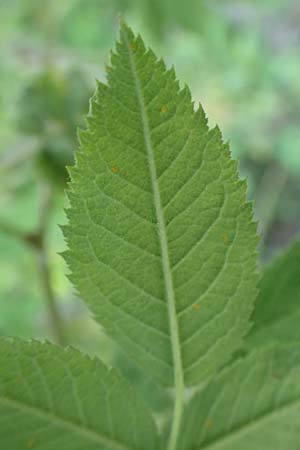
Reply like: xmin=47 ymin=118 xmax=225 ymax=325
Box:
xmin=248 ymin=241 xmax=300 ymax=347
xmin=64 ymin=21 xmax=258 ymax=387
xmin=0 ymin=338 xmax=159 ymax=450
xmin=179 ymin=344 xmax=300 ymax=450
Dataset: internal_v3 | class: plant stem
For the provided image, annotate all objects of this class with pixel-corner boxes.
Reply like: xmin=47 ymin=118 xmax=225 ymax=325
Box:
xmin=167 ymin=381 xmax=185 ymax=450
xmin=36 ymin=240 xmax=65 ymax=346
xmin=36 ymin=182 xmax=66 ymax=346
xmin=0 ymin=184 xmax=66 ymax=346
xmin=0 ymin=220 xmax=27 ymax=244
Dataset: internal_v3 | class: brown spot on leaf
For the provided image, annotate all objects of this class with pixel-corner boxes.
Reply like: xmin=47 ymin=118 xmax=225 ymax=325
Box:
xmin=204 ymin=419 xmax=213 ymax=429
xmin=129 ymin=43 xmax=136 ymax=51
xmin=221 ymin=234 xmax=230 ymax=245
xmin=192 ymin=303 xmax=200 ymax=311
xmin=272 ymin=373 xmax=283 ymax=380
xmin=111 ymin=166 xmax=120 ymax=174
xmin=27 ymin=437 xmax=36 ymax=449
xmin=161 ymin=105 xmax=168 ymax=113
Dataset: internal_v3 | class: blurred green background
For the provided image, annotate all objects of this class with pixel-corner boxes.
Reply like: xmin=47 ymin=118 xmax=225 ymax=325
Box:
xmin=0 ymin=0 xmax=300 ymax=397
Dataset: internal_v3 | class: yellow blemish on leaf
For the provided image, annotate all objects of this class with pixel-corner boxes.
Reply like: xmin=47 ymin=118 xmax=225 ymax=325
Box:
xmin=161 ymin=105 xmax=168 ymax=113
xmin=27 ymin=437 xmax=36 ymax=449
xmin=111 ymin=166 xmax=119 ymax=174
xmin=129 ymin=43 xmax=136 ymax=51
xmin=204 ymin=419 xmax=213 ymax=429
xmin=272 ymin=373 xmax=282 ymax=380
xmin=221 ymin=234 xmax=230 ymax=245
xmin=192 ymin=303 xmax=200 ymax=311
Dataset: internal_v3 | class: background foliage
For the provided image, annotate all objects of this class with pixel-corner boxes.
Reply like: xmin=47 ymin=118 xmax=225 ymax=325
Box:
xmin=0 ymin=0 xmax=299 ymax=385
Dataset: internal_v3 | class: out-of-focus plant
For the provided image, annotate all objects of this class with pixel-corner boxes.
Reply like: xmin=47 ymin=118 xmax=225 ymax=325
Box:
xmin=17 ymin=68 xmax=91 ymax=185
xmin=0 ymin=66 xmax=92 ymax=345
xmin=0 ymin=0 xmax=299 ymax=348
xmin=1 ymin=24 xmax=300 ymax=449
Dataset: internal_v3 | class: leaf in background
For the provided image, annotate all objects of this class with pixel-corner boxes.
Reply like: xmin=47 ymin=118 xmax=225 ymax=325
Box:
xmin=17 ymin=68 xmax=91 ymax=185
xmin=275 ymin=126 xmax=300 ymax=174
xmin=248 ymin=242 xmax=300 ymax=347
xmin=178 ymin=345 xmax=300 ymax=450
xmin=64 ymin=21 xmax=258 ymax=388
xmin=0 ymin=338 xmax=159 ymax=450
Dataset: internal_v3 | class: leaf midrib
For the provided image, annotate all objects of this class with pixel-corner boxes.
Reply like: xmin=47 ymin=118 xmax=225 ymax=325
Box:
xmin=0 ymin=395 xmax=133 ymax=450
xmin=121 ymin=27 xmax=185 ymax=450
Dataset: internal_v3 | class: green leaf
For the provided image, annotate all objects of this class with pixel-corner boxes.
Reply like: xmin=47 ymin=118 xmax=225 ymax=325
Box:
xmin=248 ymin=242 xmax=300 ymax=347
xmin=0 ymin=338 xmax=160 ymax=450
xmin=64 ymin=21 xmax=258 ymax=389
xmin=178 ymin=344 xmax=300 ymax=450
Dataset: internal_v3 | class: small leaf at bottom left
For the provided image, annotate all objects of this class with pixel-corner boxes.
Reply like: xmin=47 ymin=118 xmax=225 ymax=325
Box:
xmin=0 ymin=338 xmax=160 ymax=450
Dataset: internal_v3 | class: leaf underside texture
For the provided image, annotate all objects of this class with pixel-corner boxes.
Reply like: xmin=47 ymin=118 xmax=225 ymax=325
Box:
xmin=64 ymin=21 xmax=258 ymax=388
xmin=0 ymin=339 xmax=159 ymax=450
xmin=248 ymin=242 xmax=300 ymax=347
xmin=179 ymin=345 xmax=300 ymax=450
